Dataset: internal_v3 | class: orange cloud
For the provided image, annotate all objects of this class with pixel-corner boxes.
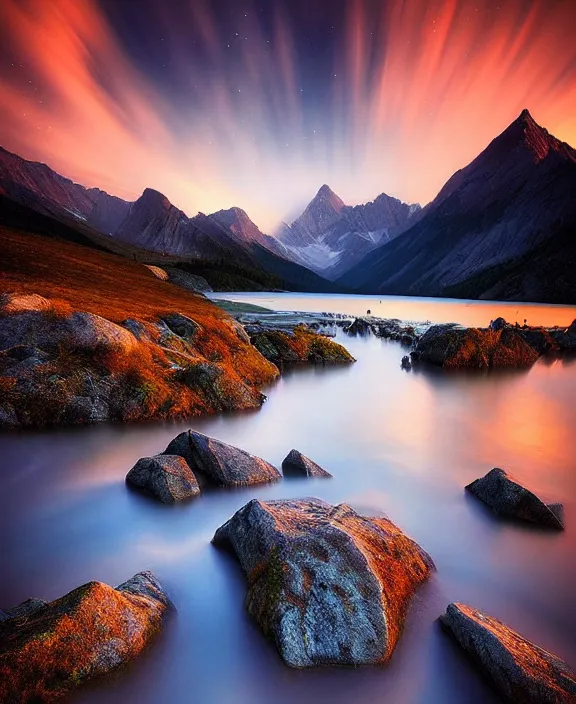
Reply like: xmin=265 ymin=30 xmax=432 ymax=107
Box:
xmin=0 ymin=0 xmax=574 ymax=232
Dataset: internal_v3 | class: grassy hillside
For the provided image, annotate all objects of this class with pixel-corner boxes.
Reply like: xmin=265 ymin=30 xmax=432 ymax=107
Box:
xmin=0 ymin=226 xmax=281 ymax=428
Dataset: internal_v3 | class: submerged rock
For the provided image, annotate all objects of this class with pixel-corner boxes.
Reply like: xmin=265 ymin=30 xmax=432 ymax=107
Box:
xmin=127 ymin=454 xmax=200 ymax=503
xmin=213 ymin=498 xmax=434 ymax=667
xmin=441 ymin=603 xmax=576 ymax=703
xmin=465 ymin=468 xmax=564 ymax=529
xmin=0 ymin=571 xmax=170 ymax=702
xmin=164 ymin=430 xmax=281 ymax=487
xmin=412 ymin=324 xmax=540 ymax=369
xmin=281 ymin=449 xmax=332 ymax=478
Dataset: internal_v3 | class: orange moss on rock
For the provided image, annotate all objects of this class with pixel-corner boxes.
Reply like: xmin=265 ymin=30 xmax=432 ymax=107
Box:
xmin=0 ymin=571 xmax=170 ymax=702
xmin=441 ymin=603 xmax=576 ymax=703
xmin=413 ymin=324 xmax=540 ymax=369
xmin=213 ymin=498 xmax=434 ymax=667
xmin=0 ymin=227 xmax=280 ymax=428
xmin=250 ymin=325 xmax=355 ymax=368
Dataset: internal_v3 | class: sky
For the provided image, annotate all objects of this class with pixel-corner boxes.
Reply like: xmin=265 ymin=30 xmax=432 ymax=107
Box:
xmin=0 ymin=0 xmax=575 ymax=233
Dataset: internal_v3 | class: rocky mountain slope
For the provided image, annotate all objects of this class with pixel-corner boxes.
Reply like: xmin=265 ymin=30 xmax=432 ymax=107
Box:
xmin=276 ymin=184 xmax=419 ymax=278
xmin=339 ymin=110 xmax=576 ymax=303
xmin=0 ymin=147 xmax=339 ymax=293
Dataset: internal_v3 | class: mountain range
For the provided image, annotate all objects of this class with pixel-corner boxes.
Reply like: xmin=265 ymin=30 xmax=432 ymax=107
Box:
xmin=1 ymin=109 xmax=575 ymax=303
xmin=0 ymin=146 xmax=340 ymax=293
xmin=339 ymin=110 xmax=576 ymax=303
xmin=275 ymin=184 xmax=420 ymax=279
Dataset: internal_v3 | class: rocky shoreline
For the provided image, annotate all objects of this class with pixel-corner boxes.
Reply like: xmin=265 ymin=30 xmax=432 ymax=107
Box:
xmin=0 ymin=294 xmax=353 ymax=430
xmin=3 ymin=290 xmax=574 ymax=430
xmin=2 ymin=427 xmax=572 ymax=701
xmin=231 ymin=306 xmax=576 ymax=370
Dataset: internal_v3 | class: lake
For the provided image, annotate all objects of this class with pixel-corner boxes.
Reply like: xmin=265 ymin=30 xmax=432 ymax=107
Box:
xmin=1 ymin=293 xmax=575 ymax=703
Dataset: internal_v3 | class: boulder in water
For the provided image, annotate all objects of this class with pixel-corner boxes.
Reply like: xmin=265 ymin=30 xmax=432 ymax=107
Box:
xmin=465 ymin=468 xmax=564 ymax=529
xmin=164 ymin=430 xmax=281 ymax=487
xmin=213 ymin=498 xmax=434 ymax=667
xmin=127 ymin=454 xmax=200 ymax=503
xmin=281 ymin=449 xmax=332 ymax=478
xmin=344 ymin=318 xmax=371 ymax=336
xmin=412 ymin=324 xmax=539 ymax=369
xmin=441 ymin=603 xmax=576 ymax=703
xmin=0 ymin=571 xmax=170 ymax=702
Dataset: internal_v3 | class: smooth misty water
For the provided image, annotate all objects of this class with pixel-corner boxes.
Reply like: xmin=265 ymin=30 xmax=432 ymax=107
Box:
xmin=1 ymin=293 xmax=576 ymax=704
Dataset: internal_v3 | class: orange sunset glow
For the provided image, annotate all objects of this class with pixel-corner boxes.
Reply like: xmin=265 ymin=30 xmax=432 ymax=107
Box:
xmin=0 ymin=0 xmax=575 ymax=231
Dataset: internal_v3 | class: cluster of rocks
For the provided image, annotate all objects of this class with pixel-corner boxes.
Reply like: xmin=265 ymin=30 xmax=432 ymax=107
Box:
xmin=0 ymin=293 xmax=359 ymax=430
xmin=213 ymin=493 xmax=573 ymax=703
xmin=2 ymin=430 xmax=571 ymax=701
xmin=343 ymin=316 xmax=420 ymax=346
xmin=0 ymin=292 xmax=281 ymax=429
xmin=337 ymin=313 xmax=576 ymax=371
xmin=411 ymin=318 xmax=576 ymax=370
xmin=126 ymin=431 xmax=332 ymax=503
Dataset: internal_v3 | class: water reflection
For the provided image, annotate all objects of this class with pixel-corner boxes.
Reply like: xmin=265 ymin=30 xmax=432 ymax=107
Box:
xmin=212 ymin=291 xmax=576 ymax=328
xmin=1 ymin=294 xmax=575 ymax=703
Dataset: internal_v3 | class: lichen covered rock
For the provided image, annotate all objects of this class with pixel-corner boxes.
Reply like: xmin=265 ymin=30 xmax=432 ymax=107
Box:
xmin=164 ymin=430 xmax=281 ymax=487
xmin=0 ymin=293 xmax=138 ymax=355
xmin=466 ymin=468 xmax=564 ymax=529
xmin=281 ymin=449 xmax=332 ymax=478
xmin=250 ymin=325 xmax=355 ymax=368
xmin=213 ymin=498 xmax=434 ymax=667
xmin=0 ymin=571 xmax=170 ymax=702
xmin=0 ymin=292 xmax=279 ymax=430
xmin=412 ymin=324 xmax=540 ymax=369
xmin=441 ymin=603 xmax=576 ymax=703
xmin=126 ymin=454 xmax=200 ymax=503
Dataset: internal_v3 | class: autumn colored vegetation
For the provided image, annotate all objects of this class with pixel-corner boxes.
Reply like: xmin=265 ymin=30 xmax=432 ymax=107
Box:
xmin=0 ymin=227 xmax=279 ymax=427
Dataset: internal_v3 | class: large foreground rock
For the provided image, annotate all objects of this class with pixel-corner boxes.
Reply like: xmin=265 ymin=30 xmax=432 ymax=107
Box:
xmin=0 ymin=571 xmax=170 ymax=702
xmin=466 ymin=468 xmax=564 ymax=529
xmin=126 ymin=454 xmax=200 ymax=503
xmin=281 ymin=449 xmax=332 ymax=478
xmin=412 ymin=324 xmax=540 ymax=369
xmin=213 ymin=498 xmax=434 ymax=667
xmin=164 ymin=430 xmax=281 ymax=487
xmin=441 ymin=603 xmax=576 ymax=703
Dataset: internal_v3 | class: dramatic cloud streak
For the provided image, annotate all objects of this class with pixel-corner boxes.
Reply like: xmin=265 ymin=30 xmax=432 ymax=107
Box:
xmin=0 ymin=0 xmax=575 ymax=231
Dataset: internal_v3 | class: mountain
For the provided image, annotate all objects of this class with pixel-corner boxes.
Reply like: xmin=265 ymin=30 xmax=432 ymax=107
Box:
xmin=0 ymin=146 xmax=340 ymax=293
xmin=276 ymin=184 xmax=419 ymax=278
xmin=339 ymin=110 xmax=576 ymax=303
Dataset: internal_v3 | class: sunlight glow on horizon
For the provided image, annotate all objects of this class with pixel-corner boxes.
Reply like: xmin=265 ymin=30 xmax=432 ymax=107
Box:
xmin=0 ymin=0 xmax=575 ymax=232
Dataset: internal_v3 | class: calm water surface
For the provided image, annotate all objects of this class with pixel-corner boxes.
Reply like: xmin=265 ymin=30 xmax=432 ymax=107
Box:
xmin=1 ymin=293 xmax=576 ymax=704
